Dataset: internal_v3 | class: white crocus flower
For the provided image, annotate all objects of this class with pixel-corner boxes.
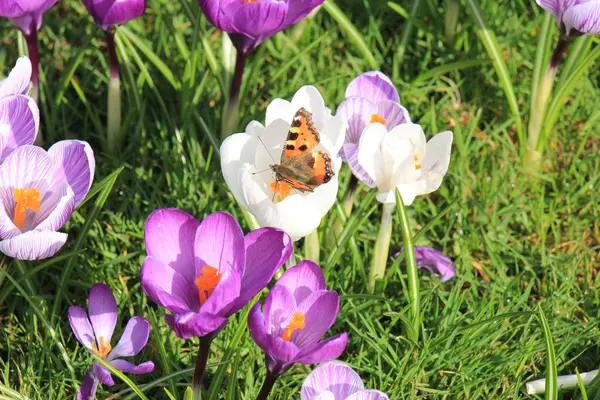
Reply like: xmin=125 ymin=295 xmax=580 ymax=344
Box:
xmin=357 ymin=122 xmax=452 ymax=205
xmin=221 ymin=85 xmax=344 ymax=240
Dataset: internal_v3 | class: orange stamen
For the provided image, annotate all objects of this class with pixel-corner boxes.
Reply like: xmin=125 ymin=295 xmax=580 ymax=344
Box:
xmin=13 ymin=188 xmax=41 ymax=229
xmin=370 ymin=113 xmax=386 ymax=125
xmin=195 ymin=266 xmax=222 ymax=305
xmin=270 ymin=181 xmax=293 ymax=203
xmin=243 ymin=0 xmax=260 ymax=3
xmin=413 ymin=155 xmax=422 ymax=170
xmin=91 ymin=336 xmax=112 ymax=358
xmin=281 ymin=312 xmax=306 ymax=341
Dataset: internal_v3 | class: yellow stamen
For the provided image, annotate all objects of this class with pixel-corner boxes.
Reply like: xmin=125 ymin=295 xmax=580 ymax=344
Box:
xmin=195 ymin=266 xmax=222 ymax=305
xmin=281 ymin=312 xmax=306 ymax=341
xmin=413 ymin=155 xmax=422 ymax=170
xmin=270 ymin=181 xmax=293 ymax=203
xmin=91 ymin=336 xmax=112 ymax=358
xmin=13 ymin=188 xmax=41 ymax=229
xmin=370 ymin=113 xmax=386 ymax=125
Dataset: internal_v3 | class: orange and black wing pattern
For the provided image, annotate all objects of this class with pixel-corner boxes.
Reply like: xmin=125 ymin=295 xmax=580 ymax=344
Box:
xmin=281 ymin=107 xmax=321 ymax=161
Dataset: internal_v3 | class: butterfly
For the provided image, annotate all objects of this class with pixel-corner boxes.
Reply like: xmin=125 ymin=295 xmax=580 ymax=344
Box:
xmin=269 ymin=107 xmax=334 ymax=201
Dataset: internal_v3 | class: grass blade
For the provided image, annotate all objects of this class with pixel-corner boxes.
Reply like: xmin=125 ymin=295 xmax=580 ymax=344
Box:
xmin=93 ymin=356 xmax=149 ymax=400
xmin=538 ymin=304 xmax=558 ymax=400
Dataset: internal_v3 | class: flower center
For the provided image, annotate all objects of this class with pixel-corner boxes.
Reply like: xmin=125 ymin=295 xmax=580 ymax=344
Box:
xmin=370 ymin=113 xmax=386 ymax=124
xmin=13 ymin=188 xmax=41 ymax=229
xmin=195 ymin=266 xmax=222 ymax=305
xmin=270 ymin=181 xmax=293 ymax=203
xmin=91 ymin=336 xmax=112 ymax=358
xmin=243 ymin=0 xmax=260 ymax=3
xmin=281 ymin=312 xmax=306 ymax=341
xmin=413 ymin=154 xmax=422 ymax=170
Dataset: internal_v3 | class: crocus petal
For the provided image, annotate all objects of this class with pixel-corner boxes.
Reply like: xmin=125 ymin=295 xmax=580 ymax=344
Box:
xmin=140 ymin=256 xmax=196 ymax=314
xmin=536 ymin=0 xmax=577 ymax=23
xmin=144 ymin=208 xmax=200 ymax=284
xmin=345 ymin=71 xmax=399 ymax=103
xmin=0 ymin=230 xmax=67 ymax=260
xmin=357 ymin=123 xmax=387 ymax=186
xmin=165 ymin=311 xmax=228 ymax=339
xmin=110 ymin=359 xmax=155 ymax=374
xmin=337 ymin=96 xmax=377 ymax=146
xmin=292 ymin=291 xmax=340 ymax=348
xmin=267 ymin=335 xmax=302 ymax=364
xmin=33 ymin=185 xmax=76 ymax=232
xmin=48 ymin=140 xmax=95 ymax=207
xmin=0 ymin=144 xmax=52 ymax=192
xmin=263 ymin=285 xmax=297 ymax=334
xmin=194 ymin=211 xmax=245 ymax=277
xmin=197 ymin=0 xmax=237 ymax=29
xmin=107 ymin=316 xmax=150 ymax=359
xmin=0 ymin=57 xmax=32 ymax=98
xmin=0 ymin=95 xmax=38 ymax=162
xmin=290 ymin=86 xmax=329 ymax=138
xmin=421 ymin=130 xmax=453 ymax=193
xmin=284 ymin=0 xmax=323 ymax=26
xmin=229 ymin=1 xmax=287 ymax=40
xmin=88 ymin=283 xmax=118 ymax=347
xmin=265 ymin=98 xmax=296 ymax=127
xmin=414 ymin=246 xmax=456 ymax=282
xmin=100 ymin=0 xmax=146 ymax=29
xmin=346 ymin=390 xmax=390 ymax=400
xmin=199 ymin=266 xmax=242 ymax=317
xmin=295 ymin=333 xmax=349 ymax=365
xmin=248 ymin=302 xmax=270 ymax=353
xmin=563 ymin=1 xmax=600 ymax=34
xmin=92 ymin=363 xmax=114 ymax=386
xmin=301 ymin=361 xmax=365 ymax=400
xmin=231 ymin=227 xmax=292 ymax=313
xmin=342 ymin=142 xmax=375 ymax=187
xmin=275 ymin=260 xmax=326 ymax=305
xmin=68 ymin=305 xmax=96 ymax=351
xmin=309 ymin=392 xmax=336 ymax=400
xmin=76 ymin=370 xmax=98 ymax=400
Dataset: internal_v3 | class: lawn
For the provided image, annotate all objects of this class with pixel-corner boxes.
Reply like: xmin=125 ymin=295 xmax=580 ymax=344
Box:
xmin=1 ymin=0 xmax=599 ymax=399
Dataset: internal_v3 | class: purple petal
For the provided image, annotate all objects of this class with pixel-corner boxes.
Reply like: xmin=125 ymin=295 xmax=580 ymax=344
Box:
xmin=263 ymin=285 xmax=296 ymax=335
xmin=536 ymin=0 xmax=577 ymax=23
xmin=110 ymin=359 xmax=155 ymax=374
xmin=342 ymin=142 xmax=375 ymax=187
xmin=346 ymin=390 xmax=390 ymax=400
xmin=140 ymin=256 xmax=196 ymax=314
xmin=248 ymin=302 xmax=269 ymax=353
xmin=413 ymin=246 xmax=456 ymax=282
xmin=275 ymin=261 xmax=326 ymax=305
xmin=144 ymin=208 xmax=199 ymax=283
xmin=93 ymin=363 xmax=114 ymax=386
xmin=194 ymin=211 xmax=245 ymax=277
xmin=337 ymin=97 xmax=377 ymax=146
xmin=76 ymin=370 xmax=98 ymax=400
xmin=345 ymin=71 xmax=399 ymax=103
xmin=292 ymin=291 xmax=340 ymax=348
xmin=48 ymin=140 xmax=95 ymax=207
xmin=283 ymin=0 xmax=323 ymax=26
xmin=197 ymin=0 xmax=237 ymax=30
xmin=563 ymin=2 xmax=600 ymax=34
xmin=33 ymin=185 xmax=76 ymax=232
xmin=0 ymin=144 xmax=52 ymax=194
xmin=164 ymin=311 xmax=228 ymax=339
xmin=100 ymin=0 xmax=146 ymax=29
xmin=108 ymin=316 xmax=150 ymax=359
xmin=376 ymin=100 xmax=410 ymax=129
xmin=88 ymin=283 xmax=118 ymax=346
xmin=0 ymin=230 xmax=67 ymax=260
xmin=301 ymin=361 xmax=364 ymax=400
xmin=0 ymin=95 xmax=39 ymax=162
xmin=294 ymin=333 xmax=349 ymax=365
xmin=68 ymin=305 xmax=96 ymax=350
xmin=0 ymin=57 xmax=32 ymax=98
xmin=199 ymin=266 xmax=242 ymax=317
xmin=266 ymin=335 xmax=302 ymax=364
xmin=231 ymin=227 xmax=292 ymax=313
xmin=227 ymin=1 xmax=287 ymax=40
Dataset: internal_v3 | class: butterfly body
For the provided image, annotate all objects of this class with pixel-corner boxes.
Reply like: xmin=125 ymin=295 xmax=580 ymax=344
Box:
xmin=270 ymin=107 xmax=334 ymax=195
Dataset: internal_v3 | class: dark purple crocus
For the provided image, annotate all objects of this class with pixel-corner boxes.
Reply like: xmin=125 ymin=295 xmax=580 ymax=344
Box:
xmin=140 ymin=209 xmax=292 ymax=393
xmin=248 ymin=260 xmax=348 ymax=399
xmin=82 ymin=0 xmax=145 ymax=31
xmin=537 ymin=0 xmax=600 ymax=35
xmin=68 ymin=283 xmax=154 ymax=400
xmin=0 ymin=0 xmax=58 ymax=102
xmin=337 ymin=71 xmax=410 ymax=186
xmin=302 ymin=361 xmax=389 ymax=400
xmin=396 ymin=246 xmax=456 ymax=282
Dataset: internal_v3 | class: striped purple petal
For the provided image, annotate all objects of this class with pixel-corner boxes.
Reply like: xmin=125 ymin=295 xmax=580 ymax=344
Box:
xmin=88 ymin=283 xmax=118 ymax=348
xmin=48 ymin=140 xmax=95 ymax=207
xmin=0 ymin=95 xmax=39 ymax=162
xmin=301 ymin=361 xmax=364 ymax=400
xmin=563 ymin=1 xmax=600 ymax=34
xmin=0 ymin=230 xmax=67 ymax=260
xmin=0 ymin=57 xmax=32 ymax=98
xmin=110 ymin=359 xmax=155 ymax=374
xmin=345 ymin=71 xmax=399 ymax=103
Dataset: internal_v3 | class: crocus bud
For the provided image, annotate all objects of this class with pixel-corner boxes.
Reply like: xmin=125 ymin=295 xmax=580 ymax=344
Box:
xmin=0 ymin=0 xmax=58 ymax=34
xmin=82 ymin=0 xmax=146 ymax=31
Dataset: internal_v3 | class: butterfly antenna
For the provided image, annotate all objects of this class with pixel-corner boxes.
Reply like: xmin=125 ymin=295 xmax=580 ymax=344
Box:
xmin=257 ymin=135 xmax=278 ymax=165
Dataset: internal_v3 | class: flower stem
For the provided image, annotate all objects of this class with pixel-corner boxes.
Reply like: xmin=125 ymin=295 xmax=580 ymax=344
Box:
xmin=329 ymin=175 xmax=358 ymax=246
xmin=444 ymin=0 xmax=460 ymax=41
xmin=394 ymin=190 xmax=420 ymax=343
xmin=525 ymin=37 xmax=570 ymax=166
xmin=192 ymin=335 xmax=213 ymax=400
xmin=526 ymin=369 xmax=598 ymax=394
xmin=304 ymin=229 xmax=320 ymax=263
xmin=25 ymin=29 xmax=39 ymax=103
xmin=221 ymin=50 xmax=248 ymax=142
xmin=368 ymin=203 xmax=394 ymax=292
xmin=106 ymin=30 xmax=121 ymax=153
xmin=256 ymin=369 xmax=280 ymax=400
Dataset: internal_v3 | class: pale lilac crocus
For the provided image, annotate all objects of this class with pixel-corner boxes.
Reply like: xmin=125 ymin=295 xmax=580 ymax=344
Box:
xmin=0 ymin=142 xmax=95 ymax=260
xmin=68 ymin=283 xmax=154 ymax=400
xmin=537 ymin=0 xmax=600 ymax=35
xmin=0 ymin=57 xmax=39 ymax=161
xmin=396 ymin=246 xmax=456 ymax=282
xmin=248 ymin=260 xmax=348 ymax=399
xmin=302 ymin=361 xmax=389 ymax=400
xmin=338 ymin=71 xmax=410 ymax=186
xmin=141 ymin=209 xmax=292 ymax=393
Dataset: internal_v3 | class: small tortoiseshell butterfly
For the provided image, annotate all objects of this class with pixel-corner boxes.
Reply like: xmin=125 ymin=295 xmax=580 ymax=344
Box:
xmin=269 ymin=107 xmax=334 ymax=202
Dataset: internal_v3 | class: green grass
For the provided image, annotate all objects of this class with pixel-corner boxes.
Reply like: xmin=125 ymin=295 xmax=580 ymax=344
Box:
xmin=1 ymin=0 xmax=600 ymax=398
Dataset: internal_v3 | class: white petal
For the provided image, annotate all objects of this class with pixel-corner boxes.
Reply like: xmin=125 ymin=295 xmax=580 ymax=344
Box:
xmin=357 ymin=123 xmax=387 ymax=187
xmin=291 ymin=85 xmax=327 ymax=130
xmin=0 ymin=57 xmax=32 ymax=99
xmin=422 ymin=130 xmax=453 ymax=192
xmin=220 ymin=131 xmax=260 ymax=210
xmin=265 ymin=98 xmax=295 ymax=127
xmin=323 ymin=113 xmax=345 ymax=155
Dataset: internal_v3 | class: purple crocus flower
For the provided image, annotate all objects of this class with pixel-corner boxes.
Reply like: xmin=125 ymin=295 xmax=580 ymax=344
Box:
xmin=0 ymin=142 xmax=95 ymax=260
xmin=337 ymin=71 xmax=410 ymax=186
xmin=68 ymin=283 xmax=155 ymax=400
xmin=0 ymin=0 xmax=58 ymax=34
xmin=82 ymin=0 xmax=146 ymax=31
xmin=248 ymin=260 xmax=348 ymax=379
xmin=302 ymin=361 xmax=389 ymax=400
xmin=537 ymin=0 xmax=600 ymax=34
xmin=141 ymin=209 xmax=292 ymax=339
xmin=198 ymin=0 xmax=324 ymax=54
xmin=0 ymin=57 xmax=39 ymax=161
xmin=396 ymin=246 xmax=456 ymax=282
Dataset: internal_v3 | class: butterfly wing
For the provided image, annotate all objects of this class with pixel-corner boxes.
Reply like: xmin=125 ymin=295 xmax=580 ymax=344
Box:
xmin=279 ymin=151 xmax=334 ymax=192
xmin=281 ymin=107 xmax=321 ymax=162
